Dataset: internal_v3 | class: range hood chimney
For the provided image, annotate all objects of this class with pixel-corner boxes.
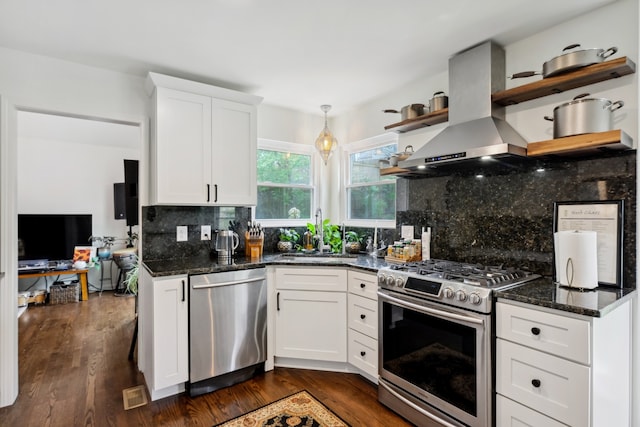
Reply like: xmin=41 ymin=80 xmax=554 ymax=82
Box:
xmin=400 ymin=41 xmax=529 ymax=171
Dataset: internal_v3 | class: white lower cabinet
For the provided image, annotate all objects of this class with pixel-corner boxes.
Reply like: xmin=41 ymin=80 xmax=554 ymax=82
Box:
xmin=496 ymin=299 xmax=631 ymax=427
xmin=347 ymin=270 xmax=378 ymax=381
xmin=274 ymin=268 xmax=347 ymax=362
xmin=139 ymin=268 xmax=189 ymax=401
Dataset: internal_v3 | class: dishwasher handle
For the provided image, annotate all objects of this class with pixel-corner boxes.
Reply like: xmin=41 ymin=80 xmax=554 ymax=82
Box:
xmin=192 ymin=275 xmax=265 ymax=289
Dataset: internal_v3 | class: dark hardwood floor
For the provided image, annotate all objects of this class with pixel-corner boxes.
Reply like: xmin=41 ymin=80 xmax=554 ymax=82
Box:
xmin=0 ymin=291 xmax=412 ymax=426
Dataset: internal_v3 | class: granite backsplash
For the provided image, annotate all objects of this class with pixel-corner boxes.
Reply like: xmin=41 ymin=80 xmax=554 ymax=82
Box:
xmin=396 ymin=151 xmax=636 ymax=288
xmin=141 ymin=151 xmax=635 ymax=289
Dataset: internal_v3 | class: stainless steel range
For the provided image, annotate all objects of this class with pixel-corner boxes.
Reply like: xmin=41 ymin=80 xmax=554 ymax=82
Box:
xmin=377 ymin=259 xmax=539 ymax=427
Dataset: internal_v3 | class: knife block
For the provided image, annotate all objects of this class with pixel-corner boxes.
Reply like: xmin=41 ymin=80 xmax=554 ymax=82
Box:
xmin=245 ymin=231 xmax=264 ymax=259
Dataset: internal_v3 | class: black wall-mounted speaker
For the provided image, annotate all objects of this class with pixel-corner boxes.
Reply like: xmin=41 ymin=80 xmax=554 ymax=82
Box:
xmin=113 ymin=182 xmax=126 ymax=220
xmin=124 ymin=159 xmax=139 ymax=227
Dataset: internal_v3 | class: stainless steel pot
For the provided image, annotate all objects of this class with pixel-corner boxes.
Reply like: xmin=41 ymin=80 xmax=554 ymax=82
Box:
xmin=544 ymin=93 xmax=624 ymax=138
xmin=384 ymin=104 xmax=425 ymax=121
xmin=429 ymin=91 xmax=448 ymax=111
xmin=511 ymin=44 xmax=618 ymax=79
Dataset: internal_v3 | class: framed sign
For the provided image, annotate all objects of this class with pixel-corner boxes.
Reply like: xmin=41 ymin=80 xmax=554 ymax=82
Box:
xmin=553 ymin=200 xmax=623 ymax=287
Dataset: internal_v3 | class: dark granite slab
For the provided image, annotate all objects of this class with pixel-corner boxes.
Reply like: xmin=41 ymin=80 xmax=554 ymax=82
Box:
xmin=495 ymin=278 xmax=636 ymax=318
xmin=142 ymin=253 xmax=389 ymax=277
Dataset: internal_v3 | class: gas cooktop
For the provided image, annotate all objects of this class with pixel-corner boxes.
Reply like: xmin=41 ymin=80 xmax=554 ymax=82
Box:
xmin=378 ymin=259 xmax=540 ymax=313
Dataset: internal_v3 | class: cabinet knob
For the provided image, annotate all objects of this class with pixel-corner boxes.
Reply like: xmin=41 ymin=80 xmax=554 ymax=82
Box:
xmin=531 ymin=379 xmax=541 ymax=388
xmin=360 ymin=351 xmax=366 ymax=357
xmin=360 ymin=283 xmax=366 ymax=288
xmin=531 ymin=327 xmax=541 ymax=336
xmin=360 ymin=314 xmax=366 ymax=320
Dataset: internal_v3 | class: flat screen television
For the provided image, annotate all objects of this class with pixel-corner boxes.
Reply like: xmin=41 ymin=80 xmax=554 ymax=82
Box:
xmin=18 ymin=214 xmax=93 ymax=262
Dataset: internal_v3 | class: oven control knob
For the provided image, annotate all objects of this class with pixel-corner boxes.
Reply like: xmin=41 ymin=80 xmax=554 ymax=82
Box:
xmin=378 ymin=274 xmax=386 ymax=285
xmin=456 ymin=290 xmax=468 ymax=302
xmin=443 ymin=287 xmax=455 ymax=299
xmin=386 ymin=276 xmax=395 ymax=287
xmin=395 ymin=277 xmax=404 ymax=287
xmin=469 ymin=293 xmax=482 ymax=305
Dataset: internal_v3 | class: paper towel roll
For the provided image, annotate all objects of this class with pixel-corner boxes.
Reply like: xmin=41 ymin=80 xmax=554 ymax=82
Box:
xmin=554 ymin=230 xmax=598 ymax=289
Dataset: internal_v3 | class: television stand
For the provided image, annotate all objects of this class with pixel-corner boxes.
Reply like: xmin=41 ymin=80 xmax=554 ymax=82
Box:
xmin=18 ymin=268 xmax=89 ymax=301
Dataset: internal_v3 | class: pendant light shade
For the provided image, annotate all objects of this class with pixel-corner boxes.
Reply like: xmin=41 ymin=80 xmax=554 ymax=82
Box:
xmin=315 ymin=104 xmax=338 ymax=165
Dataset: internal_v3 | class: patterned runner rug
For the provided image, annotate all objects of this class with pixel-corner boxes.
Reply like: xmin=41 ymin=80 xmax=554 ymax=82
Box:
xmin=214 ymin=390 xmax=350 ymax=427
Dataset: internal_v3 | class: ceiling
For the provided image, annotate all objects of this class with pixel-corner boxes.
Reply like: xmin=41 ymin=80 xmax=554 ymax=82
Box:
xmin=0 ymin=0 xmax=616 ymax=115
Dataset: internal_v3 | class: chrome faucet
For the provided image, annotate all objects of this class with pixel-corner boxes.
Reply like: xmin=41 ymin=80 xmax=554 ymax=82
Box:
xmin=315 ymin=208 xmax=324 ymax=254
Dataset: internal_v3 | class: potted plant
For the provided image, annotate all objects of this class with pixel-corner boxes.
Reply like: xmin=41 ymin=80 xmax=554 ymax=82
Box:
xmin=122 ymin=254 xmax=139 ymax=295
xmin=89 ymin=236 xmax=116 ymax=259
xmin=344 ymin=230 xmax=363 ymax=254
xmin=277 ymin=228 xmax=299 ymax=252
xmin=306 ymin=220 xmax=343 ymax=253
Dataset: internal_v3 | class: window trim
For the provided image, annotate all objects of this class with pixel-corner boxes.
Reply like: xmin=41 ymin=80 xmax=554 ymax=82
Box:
xmin=341 ymin=133 xmax=397 ymax=229
xmin=255 ymin=138 xmax=317 ymax=228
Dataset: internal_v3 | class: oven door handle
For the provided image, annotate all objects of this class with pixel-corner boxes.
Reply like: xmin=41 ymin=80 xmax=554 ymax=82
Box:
xmin=379 ymin=381 xmax=460 ymax=427
xmin=378 ymin=292 xmax=484 ymax=325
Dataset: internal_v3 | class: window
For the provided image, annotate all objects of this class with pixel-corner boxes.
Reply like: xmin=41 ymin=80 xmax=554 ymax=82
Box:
xmin=256 ymin=139 xmax=315 ymax=225
xmin=343 ymin=135 xmax=397 ymax=226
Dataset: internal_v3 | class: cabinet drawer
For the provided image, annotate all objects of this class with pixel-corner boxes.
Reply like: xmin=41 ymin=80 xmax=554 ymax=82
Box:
xmin=497 ymin=339 xmax=590 ymax=427
xmin=348 ymin=293 xmax=378 ymax=339
xmin=348 ymin=329 xmax=378 ymax=378
xmin=275 ymin=268 xmax=347 ymax=292
xmin=347 ymin=270 xmax=378 ymax=301
xmin=496 ymin=395 xmax=566 ymax=427
xmin=496 ymin=301 xmax=590 ymax=364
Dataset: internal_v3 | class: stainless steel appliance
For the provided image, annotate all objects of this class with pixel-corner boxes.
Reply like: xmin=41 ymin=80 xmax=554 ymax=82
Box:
xmin=214 ymin=229 xmax=240 ymax=264
xmin=377 ymin=259 xmax=539 ymax=427
xmin=188 ymin=267 xmax=267 ymax=396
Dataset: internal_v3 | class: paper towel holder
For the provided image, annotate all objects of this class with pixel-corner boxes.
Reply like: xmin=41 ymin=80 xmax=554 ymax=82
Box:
xmin=553 ymin=200 xmax=624 ymax=288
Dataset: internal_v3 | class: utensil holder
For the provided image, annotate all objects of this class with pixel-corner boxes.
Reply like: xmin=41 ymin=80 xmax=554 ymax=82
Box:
xmin=245 ymin=231 xmax=264 ymax=259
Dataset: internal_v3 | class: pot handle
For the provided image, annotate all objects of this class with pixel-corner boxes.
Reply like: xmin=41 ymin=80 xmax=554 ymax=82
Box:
xmin=509 ymin=71 xmax=539 ymax=79
xmin=599 ymin=46 xmax=618 ymax=59
xmin=573 ymin=93 xmax=590 ymax=100
xmin=383 ymin=109 xmax=400 ymax=114
xmin=562 ymin=43 xmax=581 ymax=52
xmin=404 ymin=145 xmax=414 ymax=153
xmin=544 ymin=115 xmax=554 ymax=122
xmin=432 ymin=91 xmax=445 ymax=97
xmin=609 ymin=100 xmax=624 ymax=111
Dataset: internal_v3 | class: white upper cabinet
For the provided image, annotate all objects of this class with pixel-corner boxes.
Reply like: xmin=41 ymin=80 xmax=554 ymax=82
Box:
xmin=147 ymin=72 xmax=262 ymax=206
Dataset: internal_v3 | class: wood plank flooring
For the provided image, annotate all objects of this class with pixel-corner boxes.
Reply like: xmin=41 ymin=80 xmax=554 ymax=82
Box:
xmin=0 ymin=292 xmax=412 ymax=427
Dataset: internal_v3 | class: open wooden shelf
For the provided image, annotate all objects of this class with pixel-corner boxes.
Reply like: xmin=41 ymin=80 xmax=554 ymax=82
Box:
xmin=527 ymin=129 xmax=634 ymax=157
xmin=379 ymin=166 xmax=410 ymax=176
xmin=384 ymin=108 xmax=448 ymax=133
xmin=492 ymin=57 xmax=636 ymax=106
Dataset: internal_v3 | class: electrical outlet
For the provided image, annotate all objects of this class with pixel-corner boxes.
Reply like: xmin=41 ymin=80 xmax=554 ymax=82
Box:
xmin=201 ymin=225 xmax=211 ymax=240
xmin=176 ymin=226 xmax=188 ymax=242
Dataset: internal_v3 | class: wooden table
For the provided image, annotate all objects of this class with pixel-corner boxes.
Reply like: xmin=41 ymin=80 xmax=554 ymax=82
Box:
xmin=19 ymin=269 xmax=89 ymax=301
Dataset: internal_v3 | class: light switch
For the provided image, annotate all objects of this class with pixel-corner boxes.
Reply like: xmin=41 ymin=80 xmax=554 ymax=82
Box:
xmin=176 ymin=226 xmax=188 ymax=242
xmin=201 ymin=225 xmax=211 ymax=240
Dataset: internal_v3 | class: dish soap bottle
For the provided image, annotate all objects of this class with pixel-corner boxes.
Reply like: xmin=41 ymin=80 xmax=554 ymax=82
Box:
xmin=303 ymin=230 xmax=314 ymax=251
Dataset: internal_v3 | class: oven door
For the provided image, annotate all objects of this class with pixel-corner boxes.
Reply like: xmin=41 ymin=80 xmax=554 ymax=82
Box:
xmin=378 ymin=289 xmax=491 ymax=427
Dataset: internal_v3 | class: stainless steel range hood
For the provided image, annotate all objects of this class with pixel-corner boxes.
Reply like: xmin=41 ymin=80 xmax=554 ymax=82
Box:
xmin=400 ymin=41 xmax=529 ymax=171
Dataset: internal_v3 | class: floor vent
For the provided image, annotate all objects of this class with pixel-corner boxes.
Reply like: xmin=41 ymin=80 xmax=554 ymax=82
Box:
xmin=122 ymin=385 xmax=148 ymax=410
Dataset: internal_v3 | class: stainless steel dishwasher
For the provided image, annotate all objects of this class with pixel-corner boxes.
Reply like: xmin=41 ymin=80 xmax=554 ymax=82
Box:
xmin=188 ymin=267 xmax=267 ymax=396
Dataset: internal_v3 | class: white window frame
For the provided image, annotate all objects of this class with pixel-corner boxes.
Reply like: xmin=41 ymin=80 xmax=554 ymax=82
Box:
xmin=255 ymin=138 xmax=317 ymax=228
xmin=341 ymin=133 xmax=397 ymax=229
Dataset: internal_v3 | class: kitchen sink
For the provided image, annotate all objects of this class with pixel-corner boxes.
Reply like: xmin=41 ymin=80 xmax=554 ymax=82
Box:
xmin=279 ymin=253 xmax=359 ymax=263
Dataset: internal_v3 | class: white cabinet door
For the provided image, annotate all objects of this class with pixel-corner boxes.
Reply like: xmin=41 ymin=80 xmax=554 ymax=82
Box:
xmin=152 ymin=275 xmax=189 ymax=390
xmin=348 ymin=329 xmax=378 ymax=378
xmin=154 ymin=87 xmax=212 ymax=204
xmin=275 ymin=290 xmax=347 ymax=362
xmin=347 ymin=270 xmax=378 ymax=300
xmin=211 ymin=99 xmax=257 ymax=205
xmin=348 ymin=293 xmax=377 ymax=339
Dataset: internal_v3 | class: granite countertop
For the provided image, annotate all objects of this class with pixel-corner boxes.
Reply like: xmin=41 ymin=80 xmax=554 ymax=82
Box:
xmin=142 ymin=252 xmax=389 ymax=277
xmin=495 ymin=277 xmax=636 ymax=318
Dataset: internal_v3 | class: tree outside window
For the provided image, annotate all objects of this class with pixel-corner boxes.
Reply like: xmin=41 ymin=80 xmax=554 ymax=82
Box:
xmin=256 ymin=140 xmax=314 ymax=223
xmin=345 ymin=139 xmax=397 ymax=223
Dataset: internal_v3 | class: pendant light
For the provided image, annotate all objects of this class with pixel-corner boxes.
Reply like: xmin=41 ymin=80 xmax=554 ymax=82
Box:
xmin=315 ymin=104 xmax=338 ymax=165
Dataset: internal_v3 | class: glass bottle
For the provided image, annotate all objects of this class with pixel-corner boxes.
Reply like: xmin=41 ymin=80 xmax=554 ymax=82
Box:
xmin=303 ymin=231 xmax=314 ymax=251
